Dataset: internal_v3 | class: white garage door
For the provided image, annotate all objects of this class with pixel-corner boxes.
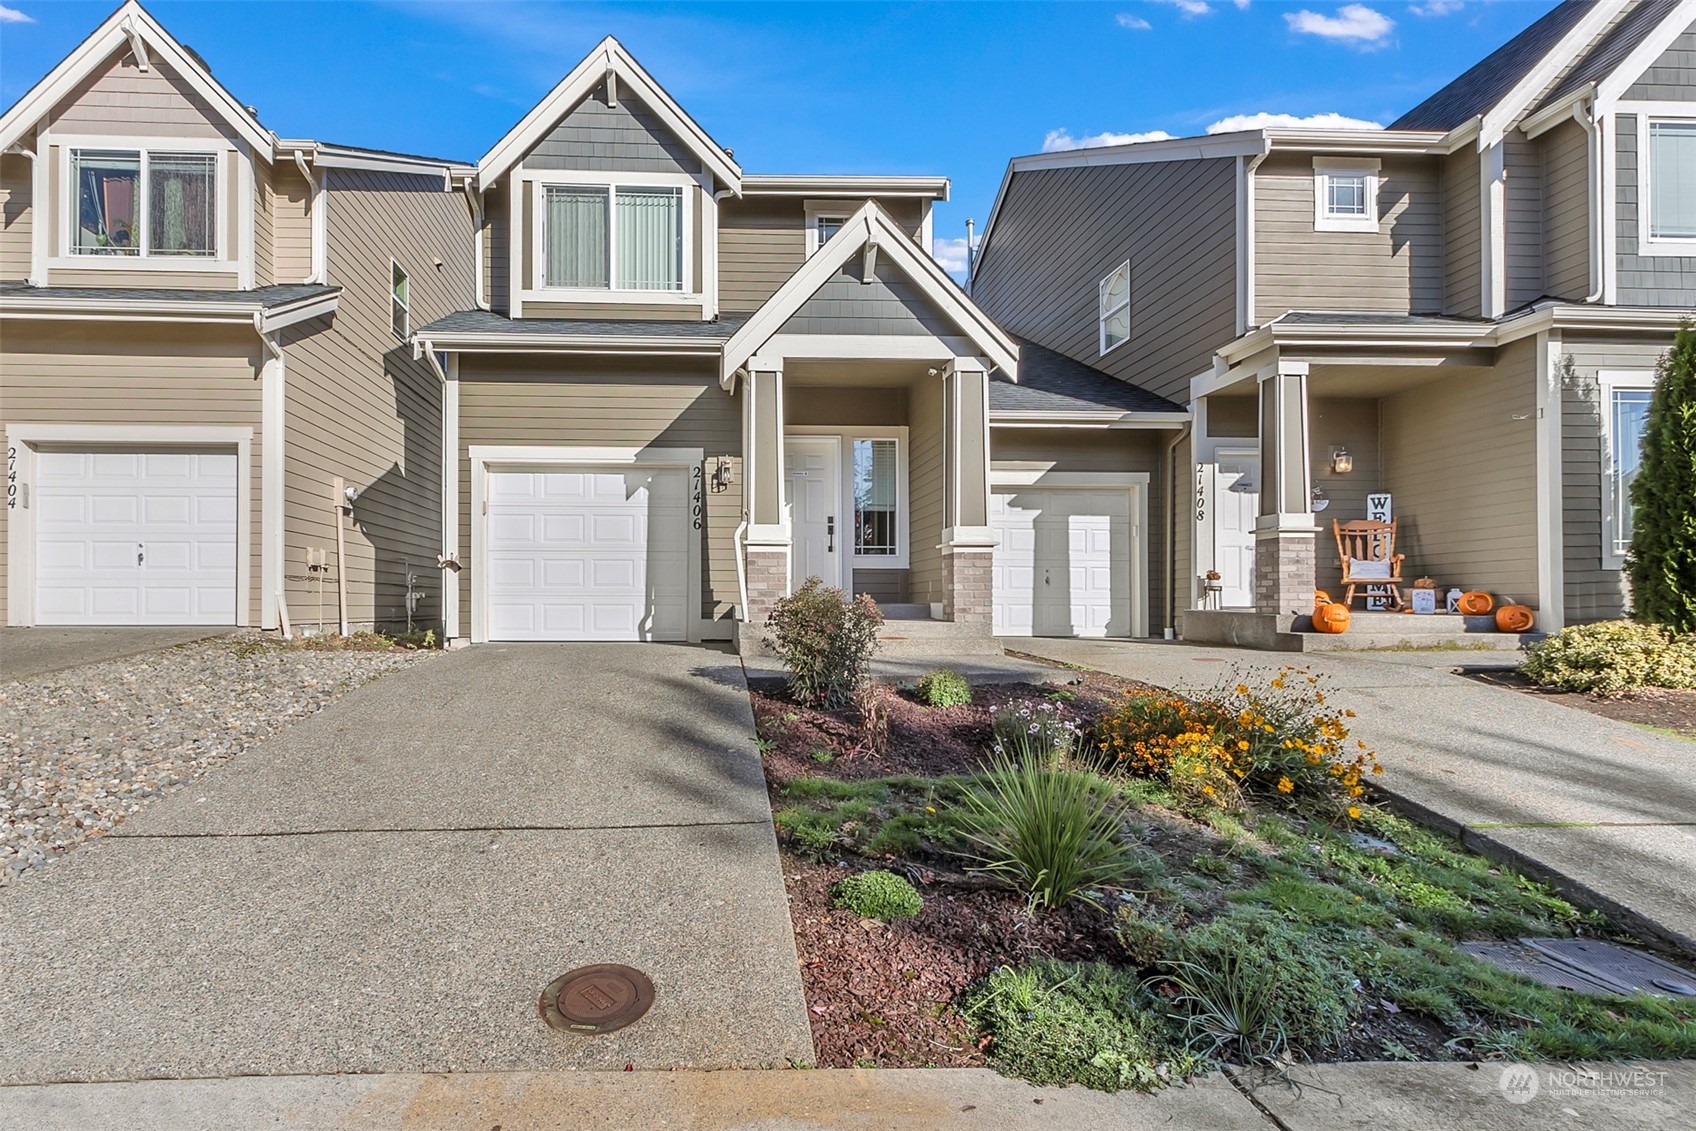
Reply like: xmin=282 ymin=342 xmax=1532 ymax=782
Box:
xmin=35 ymin=448 xmax=239 ymax=626
xmin=486 ymin=466 xmax=690 ymax=641
xmin=991 ymin=487 xmax=1134 ymax=638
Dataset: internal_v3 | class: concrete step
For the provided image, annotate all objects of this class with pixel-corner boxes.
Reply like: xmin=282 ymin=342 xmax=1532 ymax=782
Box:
xmin=1294 ymin=631 xmax=1533 ymax=653
xmin=1335 ymin=612 xmax=1512 ymax=635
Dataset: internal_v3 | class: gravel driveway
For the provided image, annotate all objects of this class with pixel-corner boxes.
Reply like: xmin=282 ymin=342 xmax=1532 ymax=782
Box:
xmin=1 ymin=635 xmax=434 ymax=883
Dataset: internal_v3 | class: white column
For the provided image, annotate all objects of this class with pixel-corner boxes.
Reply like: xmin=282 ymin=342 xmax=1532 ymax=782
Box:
xmin=742 ymin=359 xmax=790 ymax=619
xmin=441 ymin=356 xmax=461 ymax=640
xmin=1535 ymin=331 xmax=1566 ymax=631
xmin=260 ymin=332 xmax=286 ymax=630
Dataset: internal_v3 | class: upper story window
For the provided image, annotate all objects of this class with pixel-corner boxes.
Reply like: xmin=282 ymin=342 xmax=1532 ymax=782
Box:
xmin=1641 ymin=115 xmax=1696 ymax=256
xmin=805 ymin=200 xmax=856 ymax=257
xmin=541 ymin=181 xmax=684 ymax=292
xmin=71 ymin=147 xmax=218 ymax=258
xmin=391 ymin=261 xmax=410 ymax=340
xmin=1099 ymin=260 xmax=1130 ymax=354
xmin=1313 ymin=158 xmax=1380 ymax=233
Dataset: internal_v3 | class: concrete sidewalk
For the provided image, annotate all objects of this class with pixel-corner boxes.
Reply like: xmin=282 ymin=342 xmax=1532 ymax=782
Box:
xmin=0 ymin=644 xmax=813 ymax=1084
xmin=0 ymin=625 xmax=225 ymax=680
xmin=1013 ymin=638 xmax=1696 ymax=953
xmin=1 ymin=1062 xmax=1689 ymax=1130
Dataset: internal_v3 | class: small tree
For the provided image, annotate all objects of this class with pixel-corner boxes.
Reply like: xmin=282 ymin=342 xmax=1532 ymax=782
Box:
xmin=764 ymin=577 xmax=883 ymax=708
xmin=1627 ymin=325 xmax=1696 ymax=634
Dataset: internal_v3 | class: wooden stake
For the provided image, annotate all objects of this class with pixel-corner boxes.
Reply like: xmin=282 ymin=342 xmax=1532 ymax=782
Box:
xmin=331 ymin=476 xmax=350 ymax=637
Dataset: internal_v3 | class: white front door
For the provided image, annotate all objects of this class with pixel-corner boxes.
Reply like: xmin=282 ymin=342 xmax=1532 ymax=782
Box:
xmin=786 ymin=438 xmax=840 ymax=589
xmin=1213 ymin=448 xmax=1259 ymax=608
xmin=485 ymin=466 xmax=689 ymax=641
xmin=35 ymin=448 xmax=239 ymax=626
xmin=991 ymin=487 xmax=1136 ymax=638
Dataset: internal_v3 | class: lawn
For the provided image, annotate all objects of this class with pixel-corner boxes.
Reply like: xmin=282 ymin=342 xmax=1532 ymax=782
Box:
xmin=752 ymin=666 xmax=1696 ymax=1090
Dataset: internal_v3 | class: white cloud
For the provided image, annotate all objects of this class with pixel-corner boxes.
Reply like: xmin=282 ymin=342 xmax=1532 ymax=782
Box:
xmin=1206 ymin=111 xmax=1384 ymax=133
xmin=931 ymin=237 xmax=971 ymax=277
xmin=1285 ymin=4 xmax=1395 ymax=45
xmin=0 ymin=5 xmax=34 ymax=23
xmin=1042 ymin=128 xmax=1176 ymax=152
xmin=1233 ymin=0 xmax=1252 ymax=8
xmin=1410 ymin=0 xmax=1462 ymax=14
xmin=1151 ymin=0 xmax=1213 ymax=16
xmin=1116 ymin=13 xmax=1152 ymax=30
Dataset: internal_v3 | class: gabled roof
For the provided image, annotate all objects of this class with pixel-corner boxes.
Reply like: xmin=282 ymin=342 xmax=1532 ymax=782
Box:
xmin=477 ymin=36 xmax=740 ymax=193
xmin=0 ymin=0 xmax=274 ymax=155
xmin=1538 ymin=0 xmax=1683 ymax=109
xmin=720 ymin=199 xmax=1018 ymax=386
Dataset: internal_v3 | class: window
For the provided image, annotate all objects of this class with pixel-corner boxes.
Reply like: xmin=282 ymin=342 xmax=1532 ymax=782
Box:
xmin=814 ymin=214 xmax=846 ymax=253
xmin=804 ymin=201 xmax=857 ymax=257
xmin=1643 ymin=116 xmax=1696 ymax=253
xmin=853 ymin=438 xmax=898 ymax=557
xmin=1600 ymin=370 xmax=1656 ymax=564
xmin=1099 ymin=261 xmax=1130 ymax=354
xmin=391 ymin=261 xmax=409 ymax=340
xmin=1313 ymin=159 xmax=1380 ymax=232
xmin=541 ymin=183 xmax=682 ymax=291
xmin=71 ymin=147 xmax=217 ymax=257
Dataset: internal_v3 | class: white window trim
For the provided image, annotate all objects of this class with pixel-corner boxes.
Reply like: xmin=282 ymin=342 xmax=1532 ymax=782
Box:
xmin=1098 ymin=260 xmax=1130 ymax=356
xmin=518 ymin=169 xmax=698 ymax=303
xmin=1598 ymin=368 xmax=1656 ymax=569
xmin=1626 ymin=104 xmax=1696 ymax=257
xmin=50 ymin=133 xmax=237 ymax=272
xmin=785 ymin=425 xmax=910 ymax=570
xmin=1313 ymin=156 xmax=1381 ymax=233
xmin=391 ymin=258 xmax=409 ymax=340
xmin=467 ymin=444 xmax=706 ymax=644
xmin=804 ymin=199 xmax=858 ymax=258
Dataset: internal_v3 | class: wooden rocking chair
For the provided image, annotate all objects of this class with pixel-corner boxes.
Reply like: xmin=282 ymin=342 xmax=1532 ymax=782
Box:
xmin=1334 ymin=519 xmax=1405 ymax=609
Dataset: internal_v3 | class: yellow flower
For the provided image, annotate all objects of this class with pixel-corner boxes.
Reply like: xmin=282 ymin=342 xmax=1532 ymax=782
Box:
xmin=1271 ymin=678 xmax=1285 ymax=689
xmin=1238 ymin=740 xmax=1249 ymax=751
xmin=1235 ymin=684 xmax=1249 ymax=695
xmin=1345 ymin=708 xmax=1357 ymax=718
xmin=1277 ymin=776 xmax=1294 ymax=794
xmin=1347 ymin=806 xmax=1361 ymax=819
xmin=925 ymin=806 xmax=936 ymax=813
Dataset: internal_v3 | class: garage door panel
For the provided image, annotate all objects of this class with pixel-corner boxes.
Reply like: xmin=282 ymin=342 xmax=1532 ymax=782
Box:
xmin=91 ymin=495 xmax=140 ymax=524
xmin=539 ymin=513 xmax=587 ymax=545
xmin=992 ymin=486 xmax=1136 ymax=640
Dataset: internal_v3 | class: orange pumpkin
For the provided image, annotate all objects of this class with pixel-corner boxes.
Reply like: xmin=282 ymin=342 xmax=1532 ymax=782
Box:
xmin=1313 ymin=602 xmax=1352 ymax=634
xmin=1457 ymin=590 xmax=1495 ymax=616
xmin=1314 ymin=589 xmax=1332 ymax=609
xmin=1495 ymin=604 xmax=1535 ymax=633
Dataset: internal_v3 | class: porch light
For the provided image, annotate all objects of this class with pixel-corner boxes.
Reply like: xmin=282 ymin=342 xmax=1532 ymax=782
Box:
xmin=1330 ymin=447 xmax=1354 ymax=475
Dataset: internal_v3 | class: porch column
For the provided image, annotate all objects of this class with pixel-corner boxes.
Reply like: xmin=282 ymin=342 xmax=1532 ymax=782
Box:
xmin=940 ymin=357 xmax=994 ymax=626
xmin=742 ymin=358 xmax=789 ymax=622
xmin=1253 ymin=359 xmax=1317 ymax=616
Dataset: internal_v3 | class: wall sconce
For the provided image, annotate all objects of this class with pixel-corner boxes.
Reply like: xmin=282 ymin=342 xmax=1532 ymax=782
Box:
xmin=1330 ymin=447 xmax=1354 ymax=475
xmin=710 ymin=456 xmax=733 ymax=493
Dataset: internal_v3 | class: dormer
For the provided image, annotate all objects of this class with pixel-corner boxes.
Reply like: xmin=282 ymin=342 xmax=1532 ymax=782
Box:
xmin=474 ymin=37 xmax=742 ymax=321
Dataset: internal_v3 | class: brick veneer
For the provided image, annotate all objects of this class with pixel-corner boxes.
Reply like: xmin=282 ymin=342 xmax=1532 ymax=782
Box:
xmin=942 ymin=546 xmax=993 ymax=625
xmin=744 ymin=548 xmax=789 ymax=623
xmin=1253 ymin=531 xmax=1316 ymax=615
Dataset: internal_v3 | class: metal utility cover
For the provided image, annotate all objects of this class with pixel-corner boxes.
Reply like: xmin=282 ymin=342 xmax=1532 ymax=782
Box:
xmin=1458 ymin=941 xmax=1623 ymax=995
xmin=539 ymin=964 xmax=656 ymax=1035
xmin=1525 ymin=938 xmax=1696 ymax=998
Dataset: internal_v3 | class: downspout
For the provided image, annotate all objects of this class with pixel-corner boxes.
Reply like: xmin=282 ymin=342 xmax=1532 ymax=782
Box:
xmin=1575 ymin=99 xmax=1605 ymax=303
xmin=291 ymin=150 xmax=325 ymax=285
xmin=1163 ymin=422 xmax=1193 ymax=639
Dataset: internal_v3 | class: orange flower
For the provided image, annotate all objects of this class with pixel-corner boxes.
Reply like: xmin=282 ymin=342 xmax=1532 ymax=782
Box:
xmin=1347 ymin=806 xmax=1361 ymax=819
xmin=1276 ymin=776 xmax=1294 ymax=794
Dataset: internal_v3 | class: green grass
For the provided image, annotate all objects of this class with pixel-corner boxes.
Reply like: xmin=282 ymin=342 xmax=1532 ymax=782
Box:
xmin=773 ymin=775 xmax=971 ymax=860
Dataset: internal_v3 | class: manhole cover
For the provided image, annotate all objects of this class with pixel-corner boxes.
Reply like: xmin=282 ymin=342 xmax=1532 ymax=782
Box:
xmin=539 ymin=964 xmax=655 ymax=1035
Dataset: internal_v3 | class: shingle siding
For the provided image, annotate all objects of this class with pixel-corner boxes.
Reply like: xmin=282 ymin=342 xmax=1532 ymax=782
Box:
xmin=1624 ymin=25 xmax=1696 ymax=100
xmin=520 ymin=86 xmax=698 ymax=175
xmin=1616 ymin=113 xmax=1696 ymax=307
xmin=780 ymin=259 xmax=955 ymax=336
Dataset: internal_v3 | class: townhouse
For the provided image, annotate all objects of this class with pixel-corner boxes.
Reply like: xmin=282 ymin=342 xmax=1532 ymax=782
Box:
xmin=972 ymin=0 xmax=1696 ymax=643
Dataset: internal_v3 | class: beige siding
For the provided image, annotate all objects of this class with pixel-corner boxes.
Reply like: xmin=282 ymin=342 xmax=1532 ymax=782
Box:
xmin=1307 ymin=397 xmax=1382 ymax=587
xmin=1504 ymin=134 xmax=1544 ymax=309
xmin=907 ymin=374 xmax=945 ymax=605
xmin=0 ymin=152 xmax=30 ymax=281
xmin=1380 ymin=344 xmax=1538 ymax=605
xmin=1254 ymin=155 xmax=1444 ymax=317
xmin=1206 ymin=394 xmax=1258 ymax=437
xmin=271 ymin=163 xmax=313 ymax=284
xmin=717 ymin=196 xmax=925 ymax=314
xmin=1443 ymin=149 xmax=1482 ymax=316
xmin=45 ymin=50 xmax=239 ymax=141
xmin=253 ymin=160 xmax=274 ymax=287
xmin=279 ymin=168 xmax=475 ymax=634
xmin=1542 ymin=119 xmax=1590 ymax=300
xmin=787 ymin=386 xmax=908 ymax=427
xmin=453 ymin=359 xmax=742 ymax=636
xmin=970 ymin=157 xmax=1237 ymax=404
xmin=0 ymin=323 xmax=264 ymax=625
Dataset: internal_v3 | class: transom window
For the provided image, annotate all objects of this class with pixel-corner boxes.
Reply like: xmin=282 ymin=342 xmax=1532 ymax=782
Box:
xmin=1099 ymin=261 xmax=1130 ymax=355
xmin=71 ymin=147 xmax=218 ymax=257
xmin=1600 ymin=370 xmax=1656 ymax=564
xmin=853 ymin=438 xmax=898 ymax=557
xmin=391 ymin=261 xmax=410 ymax=340
xmin=815 ymin=215 xmax=846 ymax=251
xmin=1313 ymin=159 xmax=1380 ymax=232
xmin=1646 ymin=118 xmax=1696 ymax=247
xmin=542 ymin=183 xmax=683 ymax=291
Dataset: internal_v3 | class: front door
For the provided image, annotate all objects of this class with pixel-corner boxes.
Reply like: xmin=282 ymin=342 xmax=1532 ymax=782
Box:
xmin=786 ymin=437 xmax=840 ymax=589
xmin=1214 ymin=448 xmax=1259 ymax=608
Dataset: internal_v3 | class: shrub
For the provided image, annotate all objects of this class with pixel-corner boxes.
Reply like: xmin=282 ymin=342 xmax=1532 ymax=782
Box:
xmin=963 ymin=960 xmax=1199 ymax=1092
xmin=916 ymin=669 xmax=972 ymax=708
xmin=1112 ymin=906 xmax=1176 ymax=967
xmin=1627 ymin=324 xmax=1696 ymax=634
xmin=832 ymin=869 xmax=923 ymax=920
xmin=991 ymin=699 xmax=1084 ymax=767
xmin=764 ymin=577 xmax=883 ymax=708
xmin=956 ymin=750 xmax=1133 ymax=911
xmin=1521 ymin=620 xmax=1696 ymax=696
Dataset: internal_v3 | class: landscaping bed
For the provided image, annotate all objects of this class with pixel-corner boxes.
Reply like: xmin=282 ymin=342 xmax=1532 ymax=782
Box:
xmin=1462 ymin=667 xmax=1696 ymax=740
xmin=754 ymin=667 xmax=1696 ymax=1087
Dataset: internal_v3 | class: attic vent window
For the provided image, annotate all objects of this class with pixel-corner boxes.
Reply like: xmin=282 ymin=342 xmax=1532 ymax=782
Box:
xmin=1313 ymin=158 xmax=1380 ymax=233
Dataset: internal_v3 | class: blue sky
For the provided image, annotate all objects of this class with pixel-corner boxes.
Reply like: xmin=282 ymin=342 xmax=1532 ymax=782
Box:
xmin=0 ymin=1 xmax=1561 ymax=273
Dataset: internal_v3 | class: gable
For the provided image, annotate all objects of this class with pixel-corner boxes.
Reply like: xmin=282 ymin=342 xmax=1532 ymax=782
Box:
xmin=780 ymin=259 xmax=962 ymax=338
xmin=521 ymin=85 xmax=696 ymax=176
xmin=45 ymin=47 xmax=240 ymax=142
xmin=1627 ymin=23 xmax=1696 ymax=100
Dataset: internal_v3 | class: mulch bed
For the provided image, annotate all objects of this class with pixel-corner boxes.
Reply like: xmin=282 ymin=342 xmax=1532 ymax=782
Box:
xmin=1462 ymin=668 xmax=1696 ymax=739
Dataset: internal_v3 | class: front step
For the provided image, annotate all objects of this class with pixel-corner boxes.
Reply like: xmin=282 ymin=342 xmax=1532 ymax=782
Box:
xmin=1181 ymin=608 xmax=1538 ymax=653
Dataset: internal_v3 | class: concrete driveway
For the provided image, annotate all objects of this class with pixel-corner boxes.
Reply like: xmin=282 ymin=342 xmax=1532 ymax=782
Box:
xmin=1014 ymin=637 xmax=1696 ymax=954
xmin=0 ymin=625 xmax=225 ymax=680
xmin=0 ymin=643 xmax=813 ymax=1084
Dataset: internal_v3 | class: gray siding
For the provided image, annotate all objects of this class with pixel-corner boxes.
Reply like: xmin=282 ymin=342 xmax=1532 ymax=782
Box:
xmin=1624 ymin=25 xmax=1696 ymax=101
xmin=780 ymin=259 xmax=956 ymax=336
xmin=1443 ymin=148 xmax=1482 ymax=316
xmin=907 ymin=374 xmax=945 ymax=606
xmin=787 ymin=386 xmax=908 ymax=427
xmin=0 ymin=151 xmax=30 ymax=281
xmin=1307 ymin=397 xmax=1383 ymax=587
xmin=970 ymin=156 xmax=1237 ymax=404
xmin=718 ymin=196 xmax=926 ymax=315
xmin=1559 ymin=336 xmax=1675 ymax=623
xmin=1542 ymin=119 xmax=1592 ymax=300
xmin=1505 ymin=134 xmax=1545 ymax=309
xmin=521 ymin=86 xmax=697 ymax=175
xmin=279 ymin=168 xmax=475 ymax=634
xmin=1255 ymin=155 xmax=1444 ymax=317
xmin=1615 ymin=113 xmax=1696 ymax=307
xmin=484 ymin=178 xmax=510 ymax=315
